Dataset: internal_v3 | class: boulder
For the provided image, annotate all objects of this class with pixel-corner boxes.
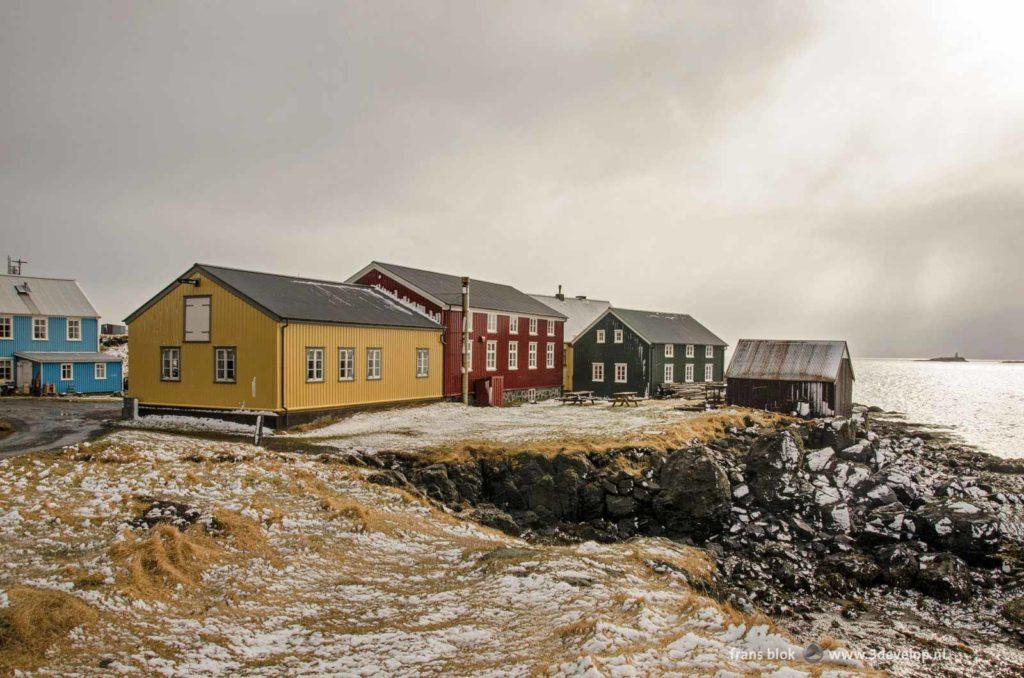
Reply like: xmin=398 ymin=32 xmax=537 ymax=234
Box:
xmin=467 ymin=505 xmax=521 ymax=536
xmin=653 ymin=446 xmax=732 ymax=539
xmin=859 ymin=502 xmax=913 ymax=545
xmin=412 ymin=464 xmax=460 ymax=504
xmin=805 ymin=447 xmax=836 ymax=473
xmin=605 ymin=494 xmax=637 ymax=519
xmin=812 ymin=419 xmax=857 ymax=454
xmin=744 ymin=431 xmax=807 ymax=509
xmin=914 ymin=552 xmax=973 ymax=602
xmin=823 ymin=552 xmax=881 ymax=586
xmin=873 ymin=544 xmax=920 ymax=588
xmin=916 ymin=499 xmax=1003 ymax=561
xmin=837 ymin=440 xmax=874 ymax=464
xmin=1002 ymin=598 xmax=1024 ymax=625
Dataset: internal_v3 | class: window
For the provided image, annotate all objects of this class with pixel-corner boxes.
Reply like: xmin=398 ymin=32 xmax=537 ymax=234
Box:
xmin=596 ymin=329 xmax=605 ymax=344
xmin=0 ymin=316 xmax=11 ymax=340
xmin=592 ymin=362 xmax=604 ymax=382
xmin=528 ymin=342 xmax=537 ymax=369
xmin=685 ymin=363 xmax=694 ymax=382
xmin=184 ymin=297 xmax=211 ymax=342
xmin=487 ymin=313 xmax=498 ymax=333
xmin=214 ymin=347 xmax=236 ymax=383
xmin=508 ymin=341 xmax=518 ymax=369
xmin=66 ymin=318 xmax=81 ymax=341
xmin=685 ymin=344 xmax=695 ymax=358
xmin=664 ymin=364 xmax=674 ymax=383
xmin=614 ymin=363 xmax=627 ymax=383
xmin=60 ymin=363 xmax=73 ymax=381
xmin=161 ymin=347 xmax=180 ymax=381
xmin=416 ymin=348 xmax=429 ymax=378
xmin=485 ymin=340 xmax=497 ymax=371
xmin=338 ymin=348 xmax=355 ymax=381
xmin=366 ymin=348 xmax=382 ymax=380
xmin=95 ymin=362 xmax=107 ymax=380
xmin=32 ymin=317 xmax=48 ymax=341
xmin=306 ymin=347 xmax=324 ymax=382
xmin=509 ymin=316 xmax=519 ymax=334
xmin=529 ymin=318 xmax=538 ymax=335
xmin=705 ymin=345 xmax=714 ymax=359
xmin=0 ymin=358 xmax=12 ymax=382
xmin=547 ymin=320 xmax=555 ymax=337
xmin=546 ymin=342 xmax=555 ymax=368
xmin=613 ymin=329 xmax=623 ymax=344
xmin=664 ymin=344 xmax=674 ymax=358
xmin=705 ymin=364 xmax=714 ymax=382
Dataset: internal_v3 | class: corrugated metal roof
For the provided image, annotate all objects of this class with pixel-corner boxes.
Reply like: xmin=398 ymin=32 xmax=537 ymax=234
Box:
xmin=197 ymin=265 xmax=443 ymax=329
xmin=611 ymin=308 xmax=727 ymax=346
xmin=529 ymin=294 xmax=610 ymax=341
xmin=366 ymin=262 xmax=566 ymax=318
xmin=0 ymin=275 xmax=99 ymax=317
xmin=726 ymin=339 xmax=852 ymax=382
xmin=15 ymin=351 xmax=122 ymax=363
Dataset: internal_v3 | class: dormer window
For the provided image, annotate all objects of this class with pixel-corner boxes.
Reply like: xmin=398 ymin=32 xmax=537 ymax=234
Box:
xmin=32 ymin=317 xmax=48 ymax=341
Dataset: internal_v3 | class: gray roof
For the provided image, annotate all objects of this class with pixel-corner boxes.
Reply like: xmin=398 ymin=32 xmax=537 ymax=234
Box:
xmin=726 ymin=339 xmax=853 ymax=382
xmin=530 ymin=294 xmax=610 ymax=341
xmin=0 ymin=275 xmax=99 ymax=317
xmin=15 ymin=351 xmax=122 ymax=363
xmin=358 ymin=262 xmax=565 ymax=318
xmin=126 ymin=264 xmax=443 ymax=330
xmin=610 ymin=308 xmax=727 ymax=346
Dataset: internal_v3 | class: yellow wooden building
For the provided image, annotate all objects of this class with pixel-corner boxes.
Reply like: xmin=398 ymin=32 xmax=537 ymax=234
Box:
xmin=125 ymin=264 xmax=444 ymax=428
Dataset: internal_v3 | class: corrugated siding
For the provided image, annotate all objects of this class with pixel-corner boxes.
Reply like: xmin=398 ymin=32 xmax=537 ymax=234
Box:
xmin=37 ymin=360 xmax=122 ymax=394
xmin=726 ymin=340 xmax=846 ymax=382
xmin=1 ymin=317 xmax=99 ymax=358
xmin=563 ymin=343 xmax=573 ymax=391
xmin=127 ymin=271 xmax=281 ymax=411
xmin=283 ymin=323 xmax=443 ymax=411
xmin=727 ymin=378 xmax=836 ymax=417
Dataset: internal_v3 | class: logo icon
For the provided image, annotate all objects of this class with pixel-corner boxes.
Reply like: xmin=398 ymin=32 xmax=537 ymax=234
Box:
xmin=803 ymin=642 xmax=824 ymax=663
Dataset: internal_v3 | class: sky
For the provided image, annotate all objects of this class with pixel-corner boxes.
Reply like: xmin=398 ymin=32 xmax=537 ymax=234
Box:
xmin=1 ymin=1 xmax=1022 ymax=359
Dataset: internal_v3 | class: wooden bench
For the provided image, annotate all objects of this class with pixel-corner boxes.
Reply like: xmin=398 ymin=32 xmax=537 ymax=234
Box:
xmin=560 ymin=390 xmax=597 ymax=405
xmin=611 ymin=391 xmax=640 ymax=407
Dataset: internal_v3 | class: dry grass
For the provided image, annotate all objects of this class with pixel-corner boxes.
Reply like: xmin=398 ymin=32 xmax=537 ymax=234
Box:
xmin=110 ymin=524 xmax=220 ymax=599
xmin=0 ymin=586 xmax=98 ymax=671
xmin=211 ymin=509 xmax=269 ymax=554
xmin=71 ymin=439 xmax=140 ymax=463
xmin=632 ymin=544 xmax=717 ymax=584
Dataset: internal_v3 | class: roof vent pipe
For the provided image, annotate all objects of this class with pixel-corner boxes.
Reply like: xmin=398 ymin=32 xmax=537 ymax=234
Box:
xmin=556 ymin=284 xmax=564 ymax=301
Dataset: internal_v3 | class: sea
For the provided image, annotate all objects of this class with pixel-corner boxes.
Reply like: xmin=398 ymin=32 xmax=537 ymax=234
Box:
xmin=855 ymin=358 xmax=1024 ymax=459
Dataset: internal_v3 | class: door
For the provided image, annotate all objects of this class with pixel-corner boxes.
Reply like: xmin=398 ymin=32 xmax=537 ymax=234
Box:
xmin=15 ymin=359 xmax=33 ymax=390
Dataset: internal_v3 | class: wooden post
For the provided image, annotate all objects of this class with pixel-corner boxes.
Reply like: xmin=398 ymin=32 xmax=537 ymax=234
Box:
xmin=254 ymin=415 xmax=263 ymax=446
xmin=461 ymin=276 xmax=470 ymax=406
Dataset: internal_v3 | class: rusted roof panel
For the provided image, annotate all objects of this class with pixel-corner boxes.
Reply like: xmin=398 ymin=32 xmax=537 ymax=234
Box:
xmin=726 ymin=339 xmax=851 ymax=382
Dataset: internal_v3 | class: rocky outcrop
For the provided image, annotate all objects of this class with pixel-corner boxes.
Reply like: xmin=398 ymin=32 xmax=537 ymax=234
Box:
xmin=653 ymin=447 xmax=732 ymax=539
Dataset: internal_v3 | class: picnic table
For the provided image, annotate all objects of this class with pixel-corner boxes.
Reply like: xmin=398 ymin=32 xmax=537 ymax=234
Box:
xmin=561 ymin=390 xmax=597 ymax=405
xmin=611 ymin=391 xmax=640 ymax=407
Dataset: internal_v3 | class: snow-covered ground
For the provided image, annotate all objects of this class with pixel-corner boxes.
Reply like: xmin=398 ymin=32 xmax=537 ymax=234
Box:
xmin=0 ymin=430 xmax=864 ymax=675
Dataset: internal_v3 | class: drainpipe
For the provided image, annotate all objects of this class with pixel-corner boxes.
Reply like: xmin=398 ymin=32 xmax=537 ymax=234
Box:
xmin=280 ymin=320 xmax=288 ymax=427
xmin=461 ymin=277 xmax=470 ymax=405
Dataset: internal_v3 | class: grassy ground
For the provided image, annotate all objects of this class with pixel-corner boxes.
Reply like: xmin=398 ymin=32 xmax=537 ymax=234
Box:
xmin=0 ymin=429 xmax=869 ymax=676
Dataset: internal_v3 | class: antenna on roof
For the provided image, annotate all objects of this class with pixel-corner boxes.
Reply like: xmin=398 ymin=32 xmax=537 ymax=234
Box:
xmin=7 ymin=256 xmax=27 ymax=275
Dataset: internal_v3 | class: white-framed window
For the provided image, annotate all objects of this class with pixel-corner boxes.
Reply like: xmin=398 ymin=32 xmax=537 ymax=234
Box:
xmin=527 ymin=388 xmax=537 ymax=402
xmin=685 ymin=344 xmax=695 ymax=358
xmin=685 ymin=363 xmax=694 ymax=382
xmin=306 ymin=348 xmax=324 ymax=382
xmin=509 ymin=316 xmax=519 ymax=334
xmin=60 ymin=363 xmax=73 ymax=381
xmin=705 ymin=364 xmax=714 ymax=382
xmin=664 ymin=364 xmax=674 ymax=383
xmin=664 ymin=344 xmax=674 ymax=358
xmin=529 ymin=318 xmax=538 ymax=335
xmin=546 ymin=342 xmax=555 ymax=368
xmin=614 ymin=363 xmax=627 ymax=383
xmin=184 ymin=296 xmax=211 ymax=342
xmin=485 ymin=340 xmax=497 ymax=371
xmin=161 ymin=347 xmax=180 ymax=381
xmin=32 ymin=317 xmax=48 ymax=341
xmin=214 ymin=347 xmax=236 ymax=383
xmin=66 ymin=317 xmax=81 ymax=341
xmin=528 ymin=342 xmax=537 ymax=369
xmin=705 ymin=345 xmax=714 ymax=359
xmin=596 ymin=329 xmax=605 ymax=344
xmin=366 ymin=348 xmax=382 ymax=380
xmin=338 ymin=348 xmax=355 ymax=381
xmin=592 ymin=362 xmax=604 ymax=382
xmin=613 ymin=329 xmax=623 ymax=344
xmin=487 ymin=313 xmax=498 ymax=333
xmin=95 ymin=362 xmax=107 ymax=380
xmin=416 ymin=348 xmax=429 ymax=378
xmin=547 ymin=320 xmax=555 ymax=337
xmin=508 ymin=341 xmax=518 ymax=369
xmin=0 ymin=316 xmax=11 ymax=340
xmin=0 ymin=358 xmax=12 ymax=382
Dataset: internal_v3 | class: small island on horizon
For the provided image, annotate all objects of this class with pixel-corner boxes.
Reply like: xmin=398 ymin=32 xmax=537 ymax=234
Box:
xmin=921 ymin=352 xmax=968 ymax=362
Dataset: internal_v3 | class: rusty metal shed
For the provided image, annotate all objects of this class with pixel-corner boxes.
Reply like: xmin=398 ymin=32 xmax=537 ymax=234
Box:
xmin=725 ymin=339 xmax=854 ymax=417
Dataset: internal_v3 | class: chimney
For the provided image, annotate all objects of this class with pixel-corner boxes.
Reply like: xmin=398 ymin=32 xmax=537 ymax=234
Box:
xmin=555 ymin=284 xmax=565 ymax=301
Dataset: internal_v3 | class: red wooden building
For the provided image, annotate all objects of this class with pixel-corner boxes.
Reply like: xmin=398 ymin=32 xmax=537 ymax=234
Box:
xmin=347 ymin=262 xmax=566 ymax=403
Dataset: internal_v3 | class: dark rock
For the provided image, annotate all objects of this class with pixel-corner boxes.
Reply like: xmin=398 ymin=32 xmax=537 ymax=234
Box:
xmin=823 ymin=552 xmax=881 ymax=586
xmin=467 ymin=505 xmax=521 ymax=536
xmin=874 ymin=544 xmax=920 ymax=588
xmin=837 ymin=440 xmax=874 ymax=464
xmin=745 ymin=431 xmax=806 ymax=509
xmin=916 ymin=499 xmax=1003 ymax=561
xmin=578 ymin=482 xmax=605 ymax=521
xmin=789 ymin=516 xmax=819 ymax=541
xmin=130 ymin=500 xmax=205 ymax=530
xmin=914 ymin=552 xmax=973 ymax=601
xmin=605 ymin=493 xmax=637 ymax=519
xmin=813 ymin=419 xmax=857 ymax=454
xmin=859 ymin=501 xmax=912 ymax=545
xmin=1002 ymin=598 xmax=1024 ymax=625
xmin=366 ymin=469 xmax=412 ymax=489
xmin=412 ymin=464 xmax=460 ymax=504
xmin=653 ymin=446 xmax=732 ymax=540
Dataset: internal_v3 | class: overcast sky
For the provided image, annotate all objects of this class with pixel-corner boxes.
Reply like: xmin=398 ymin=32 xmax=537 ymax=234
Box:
xmin=2 ymin=1 xmax=1022 ymax=359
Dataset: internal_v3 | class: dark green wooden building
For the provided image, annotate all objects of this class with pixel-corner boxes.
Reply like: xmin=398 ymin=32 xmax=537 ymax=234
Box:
xmin=571 ymin=308 xmax=727 ymax=397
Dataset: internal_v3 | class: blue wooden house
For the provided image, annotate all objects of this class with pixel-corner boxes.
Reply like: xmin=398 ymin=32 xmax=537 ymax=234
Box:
xmin=0 ymin=274 xmax=123 ymax=394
